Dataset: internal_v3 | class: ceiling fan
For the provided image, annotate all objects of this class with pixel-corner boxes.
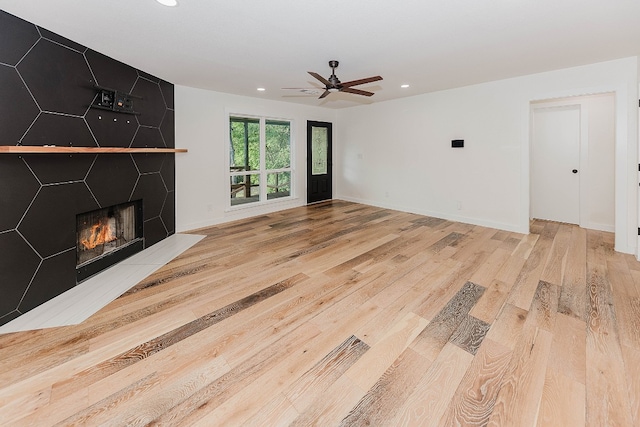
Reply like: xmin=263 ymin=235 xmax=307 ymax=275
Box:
xmin=307 ymin=60 xmax=383 ymax=99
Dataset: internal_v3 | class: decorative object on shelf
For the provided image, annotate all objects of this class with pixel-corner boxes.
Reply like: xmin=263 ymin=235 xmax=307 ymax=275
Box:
xmin=91 ymin=86 xmax=141 ymax=115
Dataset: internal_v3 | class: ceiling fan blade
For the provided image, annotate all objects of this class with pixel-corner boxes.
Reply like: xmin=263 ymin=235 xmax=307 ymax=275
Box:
xmin=340 ymin=75 xmax=383 ymax=88
xmin=341 ymin=87 xmax=375 ymax=97
xmin=308 ymin=71 xmax=331 ymax=86
xmin=318 ymin=90 xmax=331 ymax=99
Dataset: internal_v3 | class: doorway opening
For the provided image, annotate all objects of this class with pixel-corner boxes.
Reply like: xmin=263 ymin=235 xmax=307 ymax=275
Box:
xmin=529 ymin=93 xmax=615 ymax=232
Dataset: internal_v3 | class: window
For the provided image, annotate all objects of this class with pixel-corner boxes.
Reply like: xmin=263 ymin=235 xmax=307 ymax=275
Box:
xmin=229 ymin=116 xmax=292 ymax=206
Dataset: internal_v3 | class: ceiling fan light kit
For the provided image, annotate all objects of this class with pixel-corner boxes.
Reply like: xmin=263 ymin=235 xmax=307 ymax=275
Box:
xmin=156 ymin=0 xmax=178 ymax=7
xmin=307 ymin=60 xmax=383 ymax=99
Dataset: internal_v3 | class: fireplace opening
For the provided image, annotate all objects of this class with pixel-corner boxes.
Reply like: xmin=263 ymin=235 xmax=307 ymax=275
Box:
xmin=76 ymin=200 xmax=144 ymax=282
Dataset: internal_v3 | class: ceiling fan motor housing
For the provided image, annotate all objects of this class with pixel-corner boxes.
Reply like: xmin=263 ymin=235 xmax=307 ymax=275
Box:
xmin=328 ymin=75 xmax=341 ymax=88
xmin=328 ymin=60 xmax=341 ymax=88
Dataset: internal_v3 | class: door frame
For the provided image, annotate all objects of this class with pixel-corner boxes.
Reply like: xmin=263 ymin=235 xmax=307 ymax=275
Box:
xmin=530 ymin=101 xmax=588 ymax=226
xmin=523 ymin=82 xmax=634 ymax=255
xmin=306 ymin=120 xmax=333 ymax=204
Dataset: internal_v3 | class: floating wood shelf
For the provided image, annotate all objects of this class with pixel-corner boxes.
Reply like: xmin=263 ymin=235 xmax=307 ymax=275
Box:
xmin=0 ymin=146 xmax=187 ymax=154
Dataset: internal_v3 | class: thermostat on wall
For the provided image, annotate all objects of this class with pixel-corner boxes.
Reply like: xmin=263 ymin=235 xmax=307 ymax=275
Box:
xmin=451 ymin=139 xmax=464 ymax=148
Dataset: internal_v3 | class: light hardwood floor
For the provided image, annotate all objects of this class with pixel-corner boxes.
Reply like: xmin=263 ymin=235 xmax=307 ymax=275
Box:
xmin=0 ymin=200 xmax=638 ymax=426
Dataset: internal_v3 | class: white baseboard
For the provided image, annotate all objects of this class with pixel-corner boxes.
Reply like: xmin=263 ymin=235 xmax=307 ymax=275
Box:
xmin=336 ymin=195 xmax=526 ymax=234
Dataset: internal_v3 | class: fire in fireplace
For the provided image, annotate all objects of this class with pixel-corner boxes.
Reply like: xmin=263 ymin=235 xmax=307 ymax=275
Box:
xmin=76 ymin=200 xmax=144 ymax=282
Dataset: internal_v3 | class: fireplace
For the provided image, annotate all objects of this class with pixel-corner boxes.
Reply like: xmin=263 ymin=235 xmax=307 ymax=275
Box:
xmin=0 ymin=10 xmax=178 ymax=326
xmin=76 ymin=200 xmax=144 ymax=282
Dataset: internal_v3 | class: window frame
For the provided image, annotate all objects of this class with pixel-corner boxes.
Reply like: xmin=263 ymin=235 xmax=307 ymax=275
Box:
xmin=227 ymin=113 xmax=294 ymax=209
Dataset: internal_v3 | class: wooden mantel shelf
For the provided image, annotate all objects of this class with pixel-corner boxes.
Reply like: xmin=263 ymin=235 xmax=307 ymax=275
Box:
xmin=0 ymin=146 xmax=187 ymax=154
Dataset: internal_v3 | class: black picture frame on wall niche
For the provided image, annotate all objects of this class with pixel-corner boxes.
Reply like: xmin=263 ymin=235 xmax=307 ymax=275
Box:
xmin=91 ymin=85 xmax=141 ymax=115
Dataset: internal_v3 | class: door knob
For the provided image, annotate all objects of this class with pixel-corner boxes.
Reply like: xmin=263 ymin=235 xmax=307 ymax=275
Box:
xmin=572 ymin=169 xmax=578 ymax=174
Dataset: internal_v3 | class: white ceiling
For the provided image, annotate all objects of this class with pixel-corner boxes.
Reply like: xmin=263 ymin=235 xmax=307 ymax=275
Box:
xmin=2 ymin=0 xmax=640 ymax=109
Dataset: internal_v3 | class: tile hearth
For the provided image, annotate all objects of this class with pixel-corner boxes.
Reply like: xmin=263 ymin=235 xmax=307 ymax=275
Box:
xmin=0 ymin=233 xmax=203 ymax=334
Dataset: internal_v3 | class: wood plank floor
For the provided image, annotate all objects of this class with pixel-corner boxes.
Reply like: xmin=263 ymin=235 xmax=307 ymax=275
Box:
xmin=0 ymin=200 xmax=638 ymax=426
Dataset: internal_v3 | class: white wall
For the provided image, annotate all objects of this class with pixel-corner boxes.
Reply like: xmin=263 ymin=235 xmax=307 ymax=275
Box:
xmin=175 ymin=86 xmax=336 ymax=232
xmin=583 ymin=94 xmax=617 ymax=231
xmin=336 ymin=57 xmax=638 ymax=253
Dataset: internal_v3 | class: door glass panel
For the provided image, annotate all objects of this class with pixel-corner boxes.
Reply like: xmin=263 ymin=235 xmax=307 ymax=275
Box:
xmin=311 ymin=126 xmax=328 ymax=175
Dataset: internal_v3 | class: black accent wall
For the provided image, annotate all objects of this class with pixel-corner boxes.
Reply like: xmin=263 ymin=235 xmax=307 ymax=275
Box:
xmin=0 ymin=10 xmax=176 ymax=326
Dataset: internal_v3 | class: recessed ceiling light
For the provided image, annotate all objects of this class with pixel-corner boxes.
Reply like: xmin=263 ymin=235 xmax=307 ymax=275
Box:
xmin=401 ymin=84 xmax=410 ymax=88
xmin=257 ymin=87 xmax=266 ymax=92
xmin=156 ymin=0 xmax=178 ymax=7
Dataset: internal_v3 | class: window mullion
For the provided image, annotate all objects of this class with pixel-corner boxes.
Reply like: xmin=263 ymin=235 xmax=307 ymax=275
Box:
xmin=260 ymin=117 xmax=267 ymax=202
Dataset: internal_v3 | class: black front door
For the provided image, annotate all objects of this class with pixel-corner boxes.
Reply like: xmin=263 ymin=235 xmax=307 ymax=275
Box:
xmin=307 ymin=120 xmax=332 ymax=204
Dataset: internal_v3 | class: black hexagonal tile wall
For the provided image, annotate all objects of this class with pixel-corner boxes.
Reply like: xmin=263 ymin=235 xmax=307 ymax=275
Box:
xmin=0 ymin=231 xmax=41 ymax=315
xmin=160 ymin=111 xmax=175 ymax=148
xmin=132 ymin=78 xmax=166 ymax=127
xmin=19 ymin=250 xmax=77 ymax=314
xmin=132 ymin=153 xmax=165 ymax=175
xmin=161 ymin=191 xmax=175 ymax=234
xmin=0 ymin=65 xmax=40 ymax=145
xmin=24 ymin=154 xmax=96 ymax=185
xmin=0 ymin=11 xmax=40 ymax=66
xmin=143 ymin=217 xmax=168 ymax=248
xmin=132 ymin=126 xmax=165 ymax=149
xmin=0 ymin=157 xmax=41 ymax=232
xmin=85 ymin=49 xmax=138 ymax=93
xmin=138 ymin=71 xmax=159 ymax=83
xmin=38 ymin=27 xmax=86 ymax=53
xmin=0 ymin=10 xmax=175 ymax=326
xmin=18 ymin=182 xmax=99 ymax=258
xmin=160 ymin=155 xmax=176 ymax=191
xmin=131 ymin=127 xmax=166 ymax=173
xmin=21 ymin=113 xmax=97 ymax=147
xmin=85 ymin=154 xmax=138 ymax=208
xmin=85 ymin=109 xmax=138 ymax=147
xmin=0 ymin=310 xmax=22 ymax=325
xmin=17 ymin=39 xmax=94 ymax=116
xmin=159 ymin=79 xmax=174 ymax=110
xmin=132 ymin=173 xmax=167 ymax=219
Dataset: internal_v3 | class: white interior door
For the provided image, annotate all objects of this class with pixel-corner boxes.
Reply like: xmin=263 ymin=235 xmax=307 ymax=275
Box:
xmin=531 ymin=105 xmax=581 ymax=224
